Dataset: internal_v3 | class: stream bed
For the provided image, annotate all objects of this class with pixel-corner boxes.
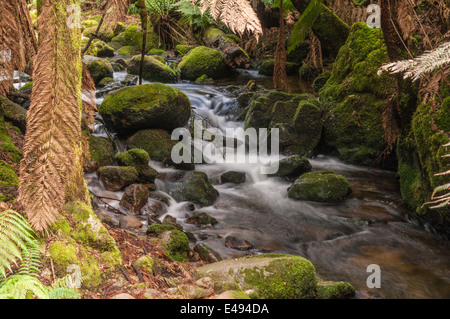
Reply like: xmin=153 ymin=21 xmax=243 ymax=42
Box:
xmin=87 ymin=67 xmax=450 ymax=299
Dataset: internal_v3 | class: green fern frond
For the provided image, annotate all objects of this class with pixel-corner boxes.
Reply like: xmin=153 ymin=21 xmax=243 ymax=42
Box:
xmin=0 ymin=210 xmax=36 ymax=279
xmin=48 ymin=287 xmax=81 ymax=299
xmin=17 ymin=240 xmax=42 ymax=277
xmin=0 ymin=275 xmax=48 ymax=299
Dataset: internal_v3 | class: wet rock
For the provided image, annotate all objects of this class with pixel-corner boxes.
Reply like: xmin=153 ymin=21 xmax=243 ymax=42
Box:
xmin=128 ymin=55 xmax=177 ymax=83
xmin=115 ymin=148 xmax=158 ymax=184
xmin=119 ymin=216 xmax=143 ymax=230
xmin=142 ymin=199 xmax=167 ymax=216
xmin=95 ymin=208 xmax=119 ymax=227
xmin=186 ymin=212 xmax=218 ymax=227
xmin=270 ymin=155 xmax=312 ymax=178
xmin=225 ymin=236 xmax=253 ymax=251
xmin=97 ymin=166 xmax=139 ymax=191
xmin=167 ymin=171 xmax=219 ymax=207
xmin=287 ymin=170 xmax=351 ymax=202
xmin=98 ymin=84 xmax=191 ymax=137
xmin=193 ymin=243 xmax=222 ymax=263
xmin=220 ymin=171 xmax=246 ymax=184
xmin=120 ymin=184 xmax=150 ymax=214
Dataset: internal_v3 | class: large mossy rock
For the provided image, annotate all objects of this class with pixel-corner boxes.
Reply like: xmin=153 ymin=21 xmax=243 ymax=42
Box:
xmin=128 ymin=55 xmax=177 ymax=83
xmin=82 ymin=37 xmax=115 ymax=57
xmin=244 ymin=91 xmax=322 ymax=156
xmin=178 ymin=46 xmax=227 ymax=80
xmin=86 ymin=57 xmax=114 ymax=84
xmin=159 ymin=230 xmax=190 ymax=262
xmin=167 ymin=171 xmax=219 ymax=206
xmin=86 ymin=134 xmax=116 ymax=172
xmin=397 ymin=97 xmax=450 ymax=225
xmin=318 ymin=22 xmax=395 ymax=165
xmin=195 ymin=254 xmax=317 ymax=299
xmin=127 ymin=129 xmax=178 ymax=163
xmin=271 ymin=155 xmax=312 ymax=178
xmin=203 ymin=27 xmax=250 ymax=69
xmin=287 ymin=170 xmax=351 ymax=202
xmin=98 ymin=83 xmax=191 ymax=137
xmin=97 ymin=166 xmax=139 ymax=191
xmin=115 ymin=148 xmax=158 ymax=183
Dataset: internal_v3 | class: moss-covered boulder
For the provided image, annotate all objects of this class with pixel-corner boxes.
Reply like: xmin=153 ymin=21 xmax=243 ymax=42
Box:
xmin=97 ymin=166 xmax=139 ymax=191
xmin=86 ymin=135 xmax=116 ymax=172
xmin=220 ymin=171 xmax=246 ymax=184
xmin=318 ymin=22 xmax=395 ymax=165
xmin=397 ymin=97 xmax=450 ymax=223
xmin=271 ymin=155 xmax=312 ymax=177
xmin=196 ymin=254 xmax=317 ymax=298
xmin=0 ymin=96 xmax=27 ymax=133
xmin=133 ymin=255 xmax=154 ymax=273
xmin=244 ymin=91 xmax=322 ymax=156
xmin=86 ymin=57 xmax=114 ymax=84
xmin=167 ymin=171 xmax=219 ymax=206
xmin=287 ymin=171 xmax=351 ymax=202
xmin=315 ymin=280 xmax=355 ymax=299
xmin=115 ymin=148 xmax=157 ymax=184
xmin=193 ymin=243 xmax=222 ymax=263
xmin=117 ymin=45 xmax=138 ymax=56
xmin=98 ymin=84 xmax=191 ymax=136
xmin=111 ymin=23 xmax=159 ymax=51
xmin=127 ymin=129 xmax=178 ymax=163
xmin=81 ymin=38 xmax=115 ymax=58
xmin=178 ymin=46 xmax=227 ymax=80
xmin=128 ymin=55 xmax=177 ymax=83
xmin=159 ymin=230 xmax=190 ymax=262
xmin=258 ymin=59 xmax=299 ymax=76
xmin=147 ymin=223 xmax=177 ymax=235
xmin=0 ymin=108 xmax=22 ymax=164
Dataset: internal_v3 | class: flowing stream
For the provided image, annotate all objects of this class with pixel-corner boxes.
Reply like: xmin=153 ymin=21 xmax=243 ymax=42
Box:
xmin=88 ymin=68 xmax=450 ymax=299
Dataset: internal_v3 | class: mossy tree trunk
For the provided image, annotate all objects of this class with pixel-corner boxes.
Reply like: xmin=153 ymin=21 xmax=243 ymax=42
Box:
xmin=138 ymin=0 xmax=148 ymax=85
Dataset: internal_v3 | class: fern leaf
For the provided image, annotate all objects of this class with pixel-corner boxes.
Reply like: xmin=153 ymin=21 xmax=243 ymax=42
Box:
xmin=17 ymin=240 xmax=42 ymax=277
xmin=48 ymin=287 xmax=81 ymax=299
xmin=0 ymin=275 xmax=48 ymax=299
xmin=0 ymin=210 xmax=36 ymax=280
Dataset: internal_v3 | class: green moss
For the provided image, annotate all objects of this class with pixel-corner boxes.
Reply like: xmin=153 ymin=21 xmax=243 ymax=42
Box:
xmin=241 ymin=255 xmax=317 ymax=299
xmin=160 ymin=230 xmax=190 ymax=262
xmin=315 ymin=280 xmax=355 ymax=299
xmin=88 ymin=134 xmax=115 ymax=169
xmin=133 ymin=255 xmax=154 ymax=273
xmin=115 ymin=148 xmax=150 ymax=166
xmin=178 ymin=46 xmax=226 ymax=80
xmin=258 ymin=59 xmax=299 ymax=76
xmin=195 ymin=74 xmax=214 ymax=84
xmin=288 ymin=171 xmax=351 ymax=202
xmin=111 ymin=23 xmax=159 ymax=51
xmin=19 ymin=81 xmax=33 ymax=92
xmin=117 ymin=45 xmax=137 ymax=55
xmin=128 ymin=129 xmax=178 ymax=162
xmin=0 ymin=161 xmax=18 ymax=186
xmin=127 ymin=55 xmax=177 ymax=83
xmin=147 ymin=224 xmax=177 ymax=235
xmin=49 ymin=241 xmax=79 ymax=274
xmin=148 ymin=48 xmax=165 ymax=55
xmin=86 ymin=58 xmax=114 ymax=84
xmin=176 ymin=44 xmax=190 ymax=55
xmin=0 ymin=111 xmax=22 ymax=164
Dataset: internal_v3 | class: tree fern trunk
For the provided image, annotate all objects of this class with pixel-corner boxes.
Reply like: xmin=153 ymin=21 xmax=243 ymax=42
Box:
xmin=138 ymin=0 xmax=148 ymax=85
xmin=274 ymin=0 xmax=288 ymax=92
xmin=19 ymin=0 xmax=84 ymax=232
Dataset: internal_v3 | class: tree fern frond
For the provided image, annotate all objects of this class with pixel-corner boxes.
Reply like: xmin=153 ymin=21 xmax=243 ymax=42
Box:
xmin=378 ymin=41 xmax=450 ymax=81
xmin=193 ymin=0 xmax=262 ymax=39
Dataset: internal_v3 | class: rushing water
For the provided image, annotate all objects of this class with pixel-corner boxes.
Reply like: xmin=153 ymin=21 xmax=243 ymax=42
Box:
xmin=88 ymin=69 xmax=450 ymax=299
